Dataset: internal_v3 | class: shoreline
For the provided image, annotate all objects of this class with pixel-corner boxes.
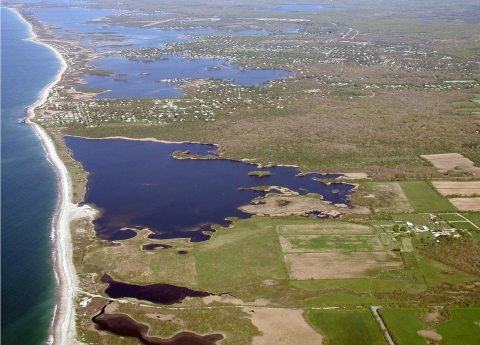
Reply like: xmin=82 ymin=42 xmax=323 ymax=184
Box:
xmin=8 ymin=7 xmax=81 ymax=345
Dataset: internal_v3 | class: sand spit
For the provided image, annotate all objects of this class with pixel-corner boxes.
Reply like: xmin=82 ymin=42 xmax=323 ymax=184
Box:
xmin=9 ymin=7 xmax=85 ymax=345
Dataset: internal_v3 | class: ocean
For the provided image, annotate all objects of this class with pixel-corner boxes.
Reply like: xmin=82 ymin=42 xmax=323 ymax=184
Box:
xmin=1 ymin=7 xmax=60 ymax=345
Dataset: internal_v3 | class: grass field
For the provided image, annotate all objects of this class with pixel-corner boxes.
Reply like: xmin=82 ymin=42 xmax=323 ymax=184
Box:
xmin=303 ymin=291 xmax=388 ymax=307
xmin=462 ymin=213 xmax=480 ymax=227
xmin=194 ymin=217 xmax=288 ymax=291
xmin=280 ymin=234 xmax=384 ymax=252
xmin=399 ymin=181 xmax=457 ymax=212
xmin=436 ymin=309 xmax=480 ymax=345
xmin=292 ymin=278 xmax=426 ymax=294
xmin=379 ymin=309 xmax=427 ymax=345
xmin=439 ymin=213 xmax=465 ymax=222
xmin=401 ymin=238 xmax=414 ymax=252
xmin=397 ymin=252 xmax=479 ymax=287
xmin=307 ymin=309 xmax=387 ymax=345
xmin=448 ymin=222 xmax=478 ymax=230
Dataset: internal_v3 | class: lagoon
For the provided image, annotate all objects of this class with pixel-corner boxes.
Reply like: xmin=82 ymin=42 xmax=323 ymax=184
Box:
xmin=64 ymin=137 xmax=353 ymax=242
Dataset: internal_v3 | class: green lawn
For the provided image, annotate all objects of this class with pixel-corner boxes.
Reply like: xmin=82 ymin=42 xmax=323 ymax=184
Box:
xmin=436 ymin=309 xmax=480 ymax=345
xmin=307 ymin=309 xmax=387 ymax=345
xmin=449 ymin=222 xmax=478 ymax=230
xmin=462 ymin=213 xmax=480 ymax=227
xmin=399 ymin=181 xmax=457 ymax=212
xmin=380 ymin=309 xmax=427 ymax=345
xmin=439 ymin=213 xmax=465 ymax=222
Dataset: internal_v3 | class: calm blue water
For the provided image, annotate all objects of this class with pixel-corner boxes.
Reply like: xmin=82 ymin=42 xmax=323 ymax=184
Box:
xmin=1 ymin=7 xmax=59 ymax=345
xmin=31 ymin=7 xmax=216 ymax=51
xmin=80 ymin=54 xmax=293 ymax=99
xmin=30 ymin=6 xmax=294 ymax=99
xmin=258 ymin=4 xmax=328 ymax=12
xmin=64 ymin=137 xmax=351 ymax=242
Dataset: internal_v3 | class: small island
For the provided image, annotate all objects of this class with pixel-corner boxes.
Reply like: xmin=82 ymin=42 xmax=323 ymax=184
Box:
xmin=248 ymin=170 xmax=272 ymax=177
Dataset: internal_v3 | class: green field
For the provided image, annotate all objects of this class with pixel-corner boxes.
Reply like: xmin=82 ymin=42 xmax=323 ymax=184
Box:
xmin=449 ymin=222 xmax=478 ymax=230
xmin=194 ymin=217 xmax=288 ymax=291
xmin=380 ymin=309 xmax=427 ymax=345
xmin=292 ymin=278 xmax=426 ymax=294
xmin=285 ymin=234 xmax=383 ymax=252
xmin=399 ymin=181 xmax=457 ymax=212
xmin=307 ymin=309 xmax=387 ymax=345
xmin=436 ymin=309 xmax=480 ymax=345
xmin=398 ymin=252 xmax=479 ymax=287
xmin=439 ymin=213 xmax=465 ymax=222
xmin=303 ymin=292 xmax=388 ymax=307
xmin=462 ymin=213 xmax=480 ymax=227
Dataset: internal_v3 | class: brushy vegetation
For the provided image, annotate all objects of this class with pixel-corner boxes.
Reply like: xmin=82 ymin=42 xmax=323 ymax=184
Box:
xmin=419 ymin=237 xmax=480 ymax=277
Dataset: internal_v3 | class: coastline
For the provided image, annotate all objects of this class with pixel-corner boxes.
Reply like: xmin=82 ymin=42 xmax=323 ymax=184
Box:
xmin=8 ymin=8 xmax=81 ymax=345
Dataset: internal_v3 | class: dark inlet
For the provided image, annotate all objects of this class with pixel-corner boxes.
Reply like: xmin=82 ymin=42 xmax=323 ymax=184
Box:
xmin=92 ymin=302 xmax=223 ymax=345
xmin=101 ymin=274 xmax=211 ymax=304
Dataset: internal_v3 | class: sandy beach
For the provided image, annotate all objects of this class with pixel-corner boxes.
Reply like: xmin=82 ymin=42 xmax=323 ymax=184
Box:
xmin=9 ymin=8 xmax=83 ymax=345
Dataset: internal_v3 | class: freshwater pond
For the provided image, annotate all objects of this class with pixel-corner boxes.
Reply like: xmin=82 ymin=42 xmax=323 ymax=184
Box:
xmin=65 ymin=137 xmax=353 ymax=242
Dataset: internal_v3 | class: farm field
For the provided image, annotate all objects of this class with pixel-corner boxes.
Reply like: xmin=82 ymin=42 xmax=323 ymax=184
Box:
xmin=379 ymin=309 xmax=427 ymax=345
xmin=399 ymin=181 xmax=457 ymax=212
xmin=279 ymin=234 xmax=384 ymax=252
xmin=436 ymin=309 xmax=480 ymax=345
xmin=278 ymin=220 xmax=400 ymax=279
xmin=432 ymin=181 xmax=480 ymax=196
xmin=362 ymin=181 xmax=414 ymax=213
xmin=421 ymin=153 xmax=480 ymax=176
xmin=448 ymin=198 xmax=480 ymax=211
xmin=306 ymin=309 xmax=387 ymax=345
xmin=284 ymin=251 xmax=403 ymax=280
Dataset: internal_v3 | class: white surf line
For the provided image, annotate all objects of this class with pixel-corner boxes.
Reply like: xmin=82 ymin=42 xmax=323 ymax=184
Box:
xmin=9 ymin=7 xmax=82 ymax=345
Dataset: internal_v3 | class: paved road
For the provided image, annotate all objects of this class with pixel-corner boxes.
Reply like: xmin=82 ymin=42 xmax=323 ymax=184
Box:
xmin=371 ymin=306 xmax=395 ymax=345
